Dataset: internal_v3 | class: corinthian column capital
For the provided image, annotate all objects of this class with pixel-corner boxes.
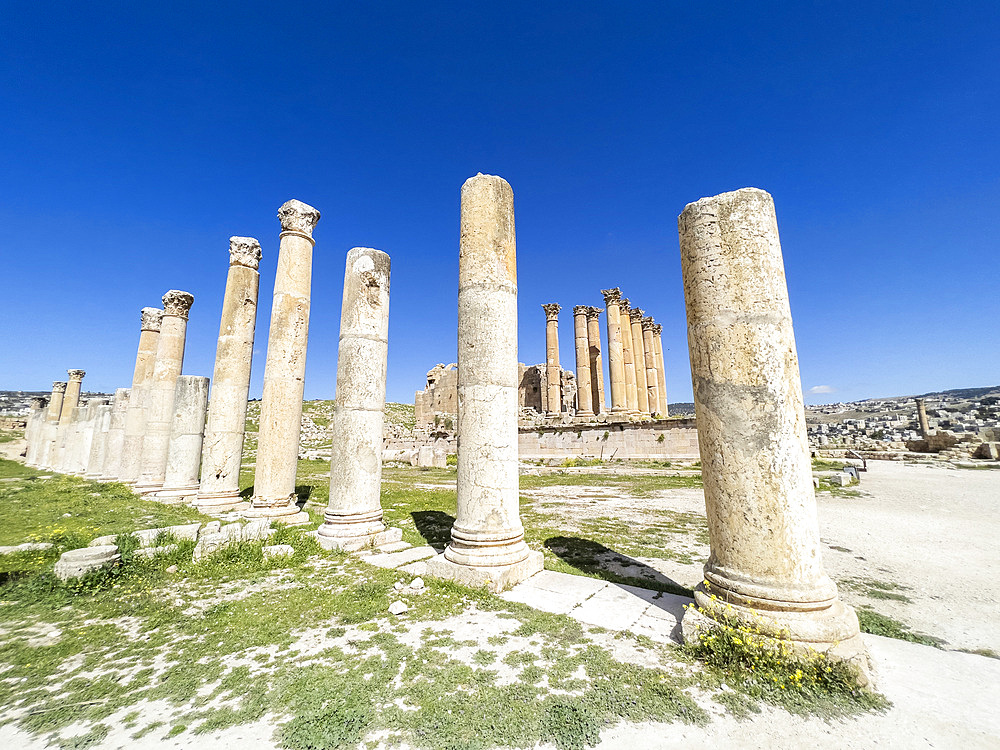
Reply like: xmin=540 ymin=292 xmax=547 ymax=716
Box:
xmin=229 ymin=236 xmax=262 ymax=270
xmin=140 ymin=307 xmax=163 ymax=332
xmin=541 ymin=303 xmax=561 ymax=320
xmin=600 ymin=287 xmax=621 ymax=305
xmin=161 ymin=290 xmax=194 ymax=319
xmin=278 ymin=199 xmax=321 ymax=238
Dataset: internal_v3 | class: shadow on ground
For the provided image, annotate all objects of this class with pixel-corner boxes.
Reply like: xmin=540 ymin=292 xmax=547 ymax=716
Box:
xmin=412 ymin=510 xmax=456 ymax=552
xmin=544 ymin=535 xmax=694 ymax=599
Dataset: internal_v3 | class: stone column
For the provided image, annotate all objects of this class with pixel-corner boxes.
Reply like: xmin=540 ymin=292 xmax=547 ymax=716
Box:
xmin=24 ymin=397 xmax=47 ymax=467
xmin=195 ymin=237 xmax=262 ymax=513
xmin=38 ymin=382 xmax=66 ymax=470
xmin=247 ymin=200 xmax=320 ymax=524
xmin=59 ymin=370 xmax=85 ymax=422
xmin=641 ymin=318 xmax=660 ymax=417
xmin=317 ymin=247 xmax=401 ymax=549
xmin=572 ymin=306 xmax=594 ymax=418
xmin=70 ymin=398 xmax=105 ymax=475
xmin=156 ymin=376 xmax=209 ymax=502
xmin=54 ymin=369 xmax=86 ymax=471
xmin=600 ymin=289 xmax=628 ymax=415
xmin=619 ymin=300 xmax=639 ymax=415
xmin=135 ymin=291 xmax=194 ymax=493
xmin=678 ymin=188 xmax=865 ymax=669
xmin=84 ymin=404 xmax=113 ymax=479
xmin=427 ymin=173 xmax=543 ymax=591
xmin=542 ymin=304 xmax=562 ymax=417
xmin=118 ymin=308 xmax=164 ymax=483
xmin=915 ymin=398 xmax=930 ymax=437
xmin=630 ymin=307 xmax=650 ymax=418
xmin=99 ymin=389 xmax=130 ymax=481
xmin=585 ymin=307 xmax=605 ymax=415
xmin=653 ymin=324 xmax=669 ymax=417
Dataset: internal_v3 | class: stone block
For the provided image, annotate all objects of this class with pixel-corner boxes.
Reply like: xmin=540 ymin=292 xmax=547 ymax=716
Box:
xmin=263 ymin=544 xmax=294 ymax=560
xmin=975 ymin=442 xmax=1000 ymax=460
xmin=242 ymin=519 xmax=274 ymax=542
xmin=134 ymin=544 xmax=179 ymax=559
xmin=89 ymin=535 xmax=118 ymax=547
xmin=424 ymin=549 xmax=544 ymax=593
xmin=54 ymin=545 xmax=121 ymax=580
xmin=0 ymin=542 xmax=54 ymax=555
xmin=365 ymin=545 xmax=437 ymax=569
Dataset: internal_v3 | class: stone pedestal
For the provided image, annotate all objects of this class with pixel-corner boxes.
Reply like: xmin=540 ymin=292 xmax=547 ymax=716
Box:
xmin=542 ymin=303 xmax=562 ymax=417
xmin=24 ymin=397 xmax=47 ymax=467
xmin=317 ymin=247 xmax=401 ymax=550
xmin=426 ymin=173 xmax=543 ymax=591
xmin=601 ymin=289 xmax=628 ymax=414
xmin=118 ymin=308 xmax=163 ymax=483
xmin=677 ymin=187 xmax=866 ymax=671
xmin=63 ymin=405 xmax=87 ymax=475
xmin=585 ymin=307 xmax=605 ymax=415
xmin=247 ymin=199 xmax=320 ymax=525
xmin=156 ymin=375 xmax=209 ymax=502
xmin=135 ymin=292 xmax=194 ymax=494
xmin=641 ymin=318 xmax=660 ymax=417
xmin=84 ymin=404 xmax=113 ymax=479
xmin=572 ymin=306 xmax=594 ymax=417
xmin=630 ymin=307 xmax=650 ymax=418
xmin=195 ymin=237 xmax=261 ymax=513
xmin=653 ymin=324 xmax=669 ymax=417
xmin=99 ymin=389 xmax=130 ymax=481
xmin=619 ymin=300 xmax=639 ymax=415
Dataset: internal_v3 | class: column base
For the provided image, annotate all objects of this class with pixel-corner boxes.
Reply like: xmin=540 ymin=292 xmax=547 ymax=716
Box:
xmin=133 ymin=480 xmax=165 ymax=495
xmin=193 ymin=490 xmax=247 ymax=515
xmin=153 ymin=484 xmax=200 ymax=504
xmin=443 ymin=525 xmax=533 ymax=568
xmin=317 ymin=523 xmax=403 ymax=552
xmin=83 ymin=471 xmax=103 ymax=480
xmin=244 ymin=495 xmax=312 ymax=526
xmin=424 ymin=549 xmax=544 ymax=593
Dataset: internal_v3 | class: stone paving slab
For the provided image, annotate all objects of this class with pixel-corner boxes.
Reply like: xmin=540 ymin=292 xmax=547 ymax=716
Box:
xmin=570 ymin=583 xmax=655 ymax=630
xmin=364 ymin=546 xmax=437 ymax=569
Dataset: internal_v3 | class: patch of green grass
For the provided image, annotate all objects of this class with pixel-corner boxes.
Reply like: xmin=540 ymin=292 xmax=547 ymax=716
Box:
xmin=956 ymin=647 xmax=999 ymax=659
xmin=855 ymin=608 xmax=942 ymax=647
xmin=0 ymin=429 xmax=22 ymax=444
xmin=839 ymin=576 xmax=912 ymax=603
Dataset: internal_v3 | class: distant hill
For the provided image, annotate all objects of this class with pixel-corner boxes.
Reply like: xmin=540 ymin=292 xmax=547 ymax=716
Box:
xmin=916 ymin=386 xmax=1000 ymax=401
xmin=668 ymin=402 xmax=695 ymax=416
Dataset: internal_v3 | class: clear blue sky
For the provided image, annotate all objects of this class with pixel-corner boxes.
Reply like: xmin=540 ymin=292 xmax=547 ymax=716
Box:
xmin=1 ymin=2 xmax=997 ymax=406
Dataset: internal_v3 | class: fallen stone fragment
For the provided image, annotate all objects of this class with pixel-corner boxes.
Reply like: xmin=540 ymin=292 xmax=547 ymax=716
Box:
xmin=0 ymin=542 xmax=54 ymax=555
xmin=89 ymin=535 xmax=117 ymax=547
xmin=166 ymin=565 xmax=178 ymax=573
xmin=388 ymin=600 xmax=409 ymax=616
xmin=134 ymin=544 xmax=179 ymax=559
xmin=409 ymin=577 xmax=425 ymax=591
xmin=263 ymin=544 xmax=294 ymax=560
xmin=54 ymin=545 xmax=121 ymax=581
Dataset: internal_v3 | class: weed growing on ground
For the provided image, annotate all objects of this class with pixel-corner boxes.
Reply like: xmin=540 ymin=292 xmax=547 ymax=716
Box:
xmin=855 ymin=608 xmax=943 ymax=647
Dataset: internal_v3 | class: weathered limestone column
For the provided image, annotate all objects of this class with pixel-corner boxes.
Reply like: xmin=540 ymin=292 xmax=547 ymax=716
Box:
xmin=542 ymin=303 xmax=562 ymax=417
xmin=247 ymin=200 xmax=320 ymax=524
xmin=70 ymin=398 xmax=105 ymax=475
xmin=194 ymin=237 xmax=262 ymax=513
xmin=24 ymin=397 xmax=47 ymax=467
xmin=619 ymin=300 xmax=639 ymax=415
xmin=600 ymin=289 xmax=628 ymax=414
xmin=156 ymin=376 xmax=209 ymax=502
xmin=678 ymin=188 xmax=866 ymax=670
xmin=317 ymin=247 xmax=401 ymax=549
xmin=135 ymin=291 xmax=194 ymax=493
xmin=84 ymin=404 xmax=113 ymax=479
xmin=915 ymin=398 xmax=930 ymax=437
xmin=99 ymin=389 xmax=130 ymax=481
xmin=60 ymin=370 xmax=85 ymax=422
xmin=653 ymin=324 xmax=669 ymax=416
xmin=118 ymin=308 xmax=163 ymax=483
xmin=586 ymin=307 xmax=606 ymax=415
xmin=426 ymin=173 xmax=543 ymax=591
xmin=38 ymin=382 xmax=66 ymax=470
xmin=630 ymin=307 xmax=650 ymax=418
xmin=54 ymin=369 xmax=86 ymax=471
xmin=572 ymin=306 xmax=594 ymax=418
xmin=641 ymin=318 xmax=660 ymax=417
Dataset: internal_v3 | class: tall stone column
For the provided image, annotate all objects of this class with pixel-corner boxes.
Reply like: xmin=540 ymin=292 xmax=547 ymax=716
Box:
xmin=619 ymin=300 xmax=639 ymax=415
xmin=600 ymin=289 xmax=627 ymax=415
xmin=156 ymin=376 xmax=209 ymax=502
xmin=585 ymin=307 xmax=605 ymax=415
xmin=84 ymin=404 xmax=113 ymax=479
xmin=195 ymin=237 xmax=262 ymax=513
xmin=24 ymin=397 xmax=47 ymax=467
xmin=54 ymin=369 xmax=86 ymax=471
xmin=572 ymin=306 xmax=594 ymax=418
xmin=318 ymin=247 xmax=401 ymax=549
xmin=70 ymin=398 xmax=105 ymax=475
xmin=678 ymin=188 xmax=865 ymax=669
xmin=118 ymin=308 xmax=163 ymax=483
xmin=629 ymin=307 xmax=650 ymax=418
xmin=99 ymin=389 xmax=130 ymax=481
xmin=641 ymin=318 xmax=660 ymax=417
xmin=38 ymin=382 xmax=66 ymax=470
xmin=915 ymin=398 xmax=930 ymax=437
xmin=59 ymin=370 xmax=85 ymax=422
xmin=653 ymin=324 xmax=669 ymax=416
xmin=247 ymin=199 xmax=320 ymax=524
xmin=135 ymin=291 xmax=194 ymax=493
xmin=542 ymin=303 xmax=562 ymax=417
xmin=427 ymin=173 xmax=543 ymax=591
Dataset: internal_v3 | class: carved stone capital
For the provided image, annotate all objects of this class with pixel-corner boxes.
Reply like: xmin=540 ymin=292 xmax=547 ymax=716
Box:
xmin=229 ymin=236 xmax=262 ymax=270
xmin=278 ymin=199 xmax=321 ymax=236
xmin=52 ymin=382 xmax=67 ymax=394
xmin=67 ymin=369 xmax=86 ymax=380
xmin=619 ymin=298 xmax=631 ymax=315
xmin=629 ymin=307 xmax=645 ymax=322
xmin=573 ymin=305 xmax=589 ymax=316
xmin=652 ymin=323 xmax=663 ymax=336
xmin=600 ymin=287 xmax=621 ymax=305
xmin=140 ymin=307 xmax=163 ymax=332
xmin=30 ymin=397 xmax=47 ymax=409
xmin=641 ymin=316 xmax=656 ymax=331
xmin=585 ymin=306 xmax=604 ymax=321
xmin=162 ymin=290 xmax=195 ymax=319
xmin=541 ymin=303 xmax=562 ymax=320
